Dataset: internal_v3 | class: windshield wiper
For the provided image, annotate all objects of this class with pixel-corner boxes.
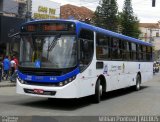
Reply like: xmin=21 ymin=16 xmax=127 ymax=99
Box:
xmin=48 ymin=34 xmax=61 ymax=51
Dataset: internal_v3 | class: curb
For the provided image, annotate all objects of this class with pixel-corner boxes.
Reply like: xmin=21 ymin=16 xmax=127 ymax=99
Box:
xmin=0 ymin=83 xmax=16 ymax=88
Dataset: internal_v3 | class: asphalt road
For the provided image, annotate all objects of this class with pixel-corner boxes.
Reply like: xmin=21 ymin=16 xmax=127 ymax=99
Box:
xmin=0 ymin=73 xmax=160 ymax=117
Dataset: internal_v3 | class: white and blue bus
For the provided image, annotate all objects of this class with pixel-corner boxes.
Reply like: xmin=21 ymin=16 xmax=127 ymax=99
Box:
xmin=16 ymin=19 xmax=153 ymax=103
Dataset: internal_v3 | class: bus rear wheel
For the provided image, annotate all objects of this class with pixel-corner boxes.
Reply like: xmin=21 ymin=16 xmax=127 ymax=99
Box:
xmin=135 ymin=74 xmax=141 ymax=91
xmin=93 ymin=79 xmax=102 ymax=103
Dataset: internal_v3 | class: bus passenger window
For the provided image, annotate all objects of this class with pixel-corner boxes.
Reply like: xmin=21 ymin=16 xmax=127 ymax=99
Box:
xmin=142 ymin=46 xmax=146 ymax=61
xmin=131 ymin=43 xmax=137 ymax=60
xmin=122 ymin=41 xmax=130 ymax=60
xmin=137 ymin=45 xmax=143 ymax=61
xmin=111 ymin=38 xmax=121 ymax=60
xmin=146 ymin=46 xmax=152 ymax=61
xmin=96 ymin=33 xmax=111 ymax=60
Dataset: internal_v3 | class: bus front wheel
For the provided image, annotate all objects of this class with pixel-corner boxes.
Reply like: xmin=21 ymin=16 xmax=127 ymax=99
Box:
xmin=93 ymin=79 xmax=102 ymax=103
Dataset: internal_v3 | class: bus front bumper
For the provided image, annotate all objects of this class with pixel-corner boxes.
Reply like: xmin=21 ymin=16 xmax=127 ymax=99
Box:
xmin=16 ymin=79 xmax=78 ymax=99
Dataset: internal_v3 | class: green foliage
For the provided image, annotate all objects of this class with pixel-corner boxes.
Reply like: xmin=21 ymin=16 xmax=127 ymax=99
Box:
xmin=93 ymin=0 xmax=118 ymax=32
xmin=119 ymin=0 xmax=141 ymax=38
xmin=93 ymin=0 xmax=141 ymax=38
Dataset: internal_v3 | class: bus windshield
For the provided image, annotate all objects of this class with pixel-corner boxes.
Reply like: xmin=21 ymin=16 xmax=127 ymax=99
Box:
xmin=20 ymin=35 xmax=77 ymax=69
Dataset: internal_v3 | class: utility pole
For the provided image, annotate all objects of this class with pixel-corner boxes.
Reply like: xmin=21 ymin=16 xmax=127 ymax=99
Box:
xmin=149 ymin=28 xmax=153 ymax=43
xmin=26 ymin=0 xmax=32 ymax=21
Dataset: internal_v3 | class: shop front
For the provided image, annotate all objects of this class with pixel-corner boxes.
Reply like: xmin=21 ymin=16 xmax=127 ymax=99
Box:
xmin=0 ymin=15 xmax=24 ymax=61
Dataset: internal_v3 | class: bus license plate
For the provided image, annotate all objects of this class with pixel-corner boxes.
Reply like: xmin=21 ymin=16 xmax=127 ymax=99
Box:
xmin=33 ymin=89 xmax=44 ymax=94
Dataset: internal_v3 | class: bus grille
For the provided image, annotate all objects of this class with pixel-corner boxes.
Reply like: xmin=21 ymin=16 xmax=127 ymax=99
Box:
xmin=24 ymin=88 xmax=56 ymax=96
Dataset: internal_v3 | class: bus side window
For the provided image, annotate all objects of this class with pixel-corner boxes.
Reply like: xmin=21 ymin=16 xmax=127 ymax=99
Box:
xmin=80 ymin=39 xmax=93 ymax=60
xmin=79 ymin=29 xmax=94 ymax=70
xmin=122 ymin=41 xmax=130 ymax=60
xmin=131 ymin=43 xmax=137 ymax=61
xmin=137 ymin=45 xmax=143 ymax=61
xmin=111 ymin=38 xmax=119 ymax=60
xmin=146 ymin=46 xmax=152 ymax=61
xmin=96 ymin=33 xmax=111 ymax=60
xmin=142 ymin=45 xmax=146 ymax=61
xmin=111 ymin=38 xmax=123 ymax=60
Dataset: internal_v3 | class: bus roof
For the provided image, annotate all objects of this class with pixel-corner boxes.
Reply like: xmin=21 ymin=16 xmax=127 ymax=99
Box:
xmin=23 ymin=19 xmax=152 ymax=47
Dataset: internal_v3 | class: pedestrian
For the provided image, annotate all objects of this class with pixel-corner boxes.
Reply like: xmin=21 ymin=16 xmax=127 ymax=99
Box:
xmin=2 ymin=56 xmax=10 ymax=80
xmin=0 ymin=62 xmax=2 ymax=82
xmin=10 ymin=56 xmax=18 ymax=82
xmin=10 ymin=57 xmax=16 ymax=76
xmin=13 ymin=56 xmax=18 ymax=69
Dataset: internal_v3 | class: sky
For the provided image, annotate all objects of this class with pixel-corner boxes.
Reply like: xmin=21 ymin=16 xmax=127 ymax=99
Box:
xmin=51 ymin=0 xmax=160 ymax=23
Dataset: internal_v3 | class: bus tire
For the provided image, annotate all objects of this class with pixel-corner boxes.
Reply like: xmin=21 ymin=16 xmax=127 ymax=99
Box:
xmin=135 ymin=74 xmax=141 ymax=91
xmin=93 ymin=79 xmax=102 ymax=103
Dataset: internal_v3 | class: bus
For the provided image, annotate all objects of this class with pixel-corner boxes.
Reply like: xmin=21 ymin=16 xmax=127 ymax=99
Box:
xmin=16 ymin=19 xmax=153 ymax=103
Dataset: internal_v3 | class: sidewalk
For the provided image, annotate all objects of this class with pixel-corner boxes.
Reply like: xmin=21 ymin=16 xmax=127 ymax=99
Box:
xmin=0 ymin=80 xmax=16 ymax=87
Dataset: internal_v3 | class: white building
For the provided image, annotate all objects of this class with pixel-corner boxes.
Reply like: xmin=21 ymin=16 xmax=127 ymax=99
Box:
xmin=139 ymin=22 xmax=160 ymax=50
xmin=139 ymin=22 xmax=160 ymax=60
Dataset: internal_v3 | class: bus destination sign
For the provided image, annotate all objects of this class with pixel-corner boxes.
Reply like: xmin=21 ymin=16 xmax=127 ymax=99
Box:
xmin=21 ymin=23 xmax=75 ymax=33
xmin=42 ymin=24 xmax=67 ymax=31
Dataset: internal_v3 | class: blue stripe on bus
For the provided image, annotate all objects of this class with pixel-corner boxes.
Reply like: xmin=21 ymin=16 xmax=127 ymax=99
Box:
xmin=18 ymin=68 xmax=80 ymax=83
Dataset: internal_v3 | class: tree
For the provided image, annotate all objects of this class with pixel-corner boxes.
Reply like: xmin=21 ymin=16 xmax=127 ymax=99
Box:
xmin=93 ymin=0 xmax=118 ymax=32
xmin=120 ymin=0 xmax=141 ymax=38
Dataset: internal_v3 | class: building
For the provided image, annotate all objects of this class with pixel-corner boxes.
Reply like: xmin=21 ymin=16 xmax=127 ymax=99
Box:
xmin=32 ymin=0 xmax=60 ymax=19
xmin=0 ymin=0 xmax=25 ymax=60
xmin=60 ymin=4 xmax=94 ymax=21
xmin=139 ymin=22 xmax=160 ymax=60
xmin=0 ymin=0 xmax=60 ymax=60
xmin=0 ymin=0 xmax=18 ymax=17
xmin=0 ymin=15 xmax=25 ymax=59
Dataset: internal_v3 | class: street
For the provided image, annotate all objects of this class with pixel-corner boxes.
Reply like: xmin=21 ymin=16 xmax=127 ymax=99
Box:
xmin=0 ymin=73 xmax=160 ymax=116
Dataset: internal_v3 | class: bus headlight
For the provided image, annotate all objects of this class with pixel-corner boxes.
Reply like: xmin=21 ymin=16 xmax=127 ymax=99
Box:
xmin=64 ymin=80 xmax=68 ymax=84
xmin=68 ymin=78 xmax=72 ymax=82
xmin=57 ymin=76 xmax=76 ymax=87
xmin=58 ymin=82 xmax=64 ymax=86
